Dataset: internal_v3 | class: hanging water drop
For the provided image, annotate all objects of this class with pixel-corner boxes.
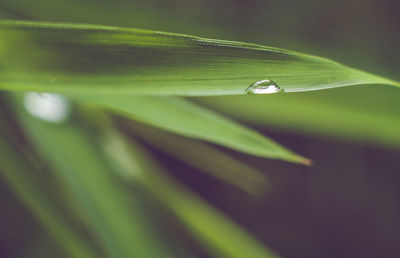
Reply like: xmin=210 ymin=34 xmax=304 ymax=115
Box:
xmin=246 ymin=79 xmax=281 ymax=94
xmin=24 ymin=92 xmax=70 ymax=123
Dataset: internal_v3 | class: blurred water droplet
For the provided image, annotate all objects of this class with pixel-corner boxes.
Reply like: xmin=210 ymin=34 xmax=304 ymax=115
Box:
xmin=246 ymin=79 xmax=281 ymax=94
xmin=24 ymin=92 xmax=70 ymax=123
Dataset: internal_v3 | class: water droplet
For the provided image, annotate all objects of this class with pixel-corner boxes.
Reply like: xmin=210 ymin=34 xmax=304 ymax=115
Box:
xmin=24 ymin=92 xmax=70 ymax=123
xmin=246 ymin=79 xmax=281 ymax=94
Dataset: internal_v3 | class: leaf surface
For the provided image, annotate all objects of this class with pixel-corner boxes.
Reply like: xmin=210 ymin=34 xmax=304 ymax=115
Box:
xmin=0 ymin=20 xmax=398 ymax=96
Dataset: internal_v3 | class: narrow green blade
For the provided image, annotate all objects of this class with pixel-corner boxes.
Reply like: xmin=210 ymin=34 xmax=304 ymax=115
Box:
xmin=195 ymin=85 xmax=400 ymax=148
xmin=125 ymin=121 xmax=270 ymax=194
xmin=73 ymin=94 xmax=309 ymax=164
xmin=0 ymin=20 xmax=398 ymax=96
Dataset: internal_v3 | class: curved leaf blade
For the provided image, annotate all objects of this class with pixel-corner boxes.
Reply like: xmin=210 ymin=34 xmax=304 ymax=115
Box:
xmin=72 ymin=94 xmax=309 ymax=164
xmin=0 ymin=20 xmax=398 ymax=96
xmin=195 ymin=86 xmax=400 ymax=149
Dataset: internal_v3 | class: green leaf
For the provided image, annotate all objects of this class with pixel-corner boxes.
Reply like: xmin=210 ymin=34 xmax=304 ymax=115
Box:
xmin=0 ymin=137 xmax=97 ymax=258
xmin=195 ymin=85 xmax=400 ymax=149
xmin=13 ymin=94 xmax=176 ymax=258
xmin=0 ymin=20 xmax=398 ymax=96
xmin=125 ymin=120 xmax=270 ymax=194
xmin=73 ymin=94 xmax=309 ymax=164
xmin=99 ymin=126 xmax=280 ymax=258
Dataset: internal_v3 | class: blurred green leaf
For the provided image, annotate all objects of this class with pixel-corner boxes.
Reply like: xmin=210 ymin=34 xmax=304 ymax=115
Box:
xmin=14 ymin=95 xmax=176 ymax=258
xmin=125 ymin=120 xmax=270 ymax=194
xmin=100 ymin=125 xmax=280 ymax=258
xmin=0 ymin=136 xmax=97 ymax=258
xmin=0 ymin=20 xmax=398 ymax=96
xmin=73 ymin=94 xmax=308 ymax=164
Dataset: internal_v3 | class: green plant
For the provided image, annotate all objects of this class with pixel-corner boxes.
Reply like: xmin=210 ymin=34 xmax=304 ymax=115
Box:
xmin=0 ymin=2 xmax=399 ymax=258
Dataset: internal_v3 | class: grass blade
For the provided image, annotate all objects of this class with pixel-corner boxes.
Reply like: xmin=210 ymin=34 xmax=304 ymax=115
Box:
xmin=195 ymin=85 xmax=400 ymax=148
xmin=74 ymin=94 xmax=309 ymax=164
xmin=0 ymin=20 xmax=398 ymax=96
